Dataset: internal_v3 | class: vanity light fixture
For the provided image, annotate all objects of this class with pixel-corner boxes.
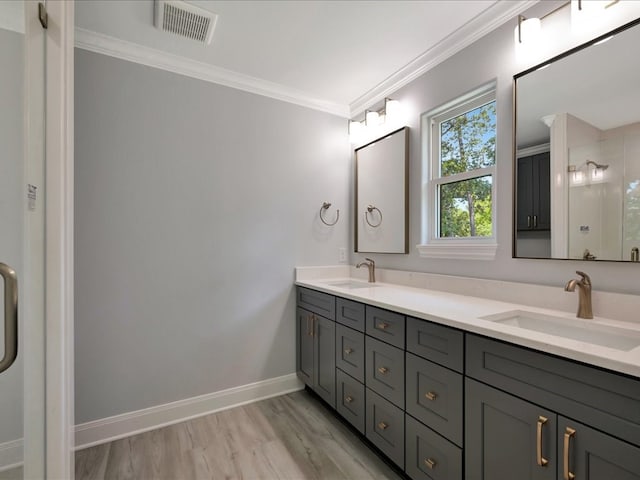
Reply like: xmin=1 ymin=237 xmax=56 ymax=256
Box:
xmin=514 ymin=14 xmax=542 ymax=61
xmin=349 ymin=98 xmax=402 ymax=143
xmin=365 ymin=110 xmax=380 ymax=127
xmin=515 ymin=15 xmax=542 ymax=44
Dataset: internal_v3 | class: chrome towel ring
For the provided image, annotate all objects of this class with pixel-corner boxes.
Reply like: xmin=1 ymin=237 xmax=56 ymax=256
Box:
xmin=320 ymin=202 xmax=339 ymax=226
xmin=365 ymin=205 xmax=382 ymax=228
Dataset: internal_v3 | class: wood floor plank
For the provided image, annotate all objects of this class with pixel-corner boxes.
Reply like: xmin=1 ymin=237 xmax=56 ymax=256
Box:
xmin=75 ymin=443 xmax=111 ymax=480
xmin=76 ymin=390 xmax=403 ymax=480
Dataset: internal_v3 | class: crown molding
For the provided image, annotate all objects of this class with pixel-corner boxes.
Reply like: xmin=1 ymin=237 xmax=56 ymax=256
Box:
xmin=349 ymin=0 xmax=540 ymax=117
xmin=75 ymin=28 xmax=350 ymax=118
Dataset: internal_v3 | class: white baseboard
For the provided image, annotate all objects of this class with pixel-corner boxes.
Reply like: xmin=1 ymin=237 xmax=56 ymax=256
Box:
xmin=75 ymin=373 xmax=304 ymax=450
xmin=0 ymin=439 xmax=23 ymax=472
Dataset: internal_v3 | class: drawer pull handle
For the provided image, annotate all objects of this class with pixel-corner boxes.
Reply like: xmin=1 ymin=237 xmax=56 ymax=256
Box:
xmin=424 ymin=458 xmax=437 ymax=469
xmin=344 ymin=348 xmax=353 ymax=355
xmin=536 ymin=416 xmax=549 ymax=467
xmin=377 ymin=322 xmax=389 ymax=330
xmin=377 ymin=366 xmax=389 ymax=375
xmin=345 ymin=396 xmax=353 ymax=403
xmin=425 ymin=391 xmax=437 ymax=401
xmin=563 ymin=426 xmax=576 ymax=480
xmin=377 ymin=421 xmax=388 ymax=430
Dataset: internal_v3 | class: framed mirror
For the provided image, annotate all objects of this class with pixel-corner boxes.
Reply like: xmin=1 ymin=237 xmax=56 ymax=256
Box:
xmin=514 ymin=18 xmax=640 ymax=262
xmin=355 ymin=127 xmax=409 ymax=253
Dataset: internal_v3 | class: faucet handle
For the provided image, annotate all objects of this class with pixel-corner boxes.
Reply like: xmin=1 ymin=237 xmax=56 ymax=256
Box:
xmin=365 ymin=257 xmax=375 ymax=266
xmin=575 ymin=271 xmax=591 ymax=285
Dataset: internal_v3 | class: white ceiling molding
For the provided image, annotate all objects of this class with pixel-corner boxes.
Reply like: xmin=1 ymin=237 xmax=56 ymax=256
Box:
xmin=75 ymin=28 xmax=350 ymax=118
xmin=349 ymin=0 xmax=539 ymax=117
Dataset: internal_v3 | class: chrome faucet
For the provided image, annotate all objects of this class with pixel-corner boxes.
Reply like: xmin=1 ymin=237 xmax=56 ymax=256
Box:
xmin=564 ymin=271 xmax=593 ymax=319
xmin=356 ymin=258 xmax=376 ymax=283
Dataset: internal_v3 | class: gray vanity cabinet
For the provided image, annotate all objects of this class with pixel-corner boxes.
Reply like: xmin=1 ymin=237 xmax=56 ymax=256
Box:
xmin=365 ymin=336 xmax=405 ymax=408
xmin=366 ymin=388 xmax=405 ymax=468
xmin=366 ymin=306 xmax=405 ymax=348
xmin=335 ymin=323 xmax=365 ymax=383
xmin=296 ymin=307 xmax=336 ymax=408
xmin=405 ymin=352 xmax=463 ymax=447
xmin=296 ymin=307 xmax=314 ymax=385
xmin=296 ymin=286 xmax=640 ymax=480
xmin=405 ymin=415 xmax=462 ymax=480
xmin=466 ymin=378 xmax=557 ymax=480
xmin=466 ymin=334 xmax=640 ymax=479
xmin=336 ymin=368 xmax=365 ymax=434
xmin=296 ymin=288 xmax=336 ymax=408
xmin=557 ymin=417 xmax=640 ymax=480
xmin=313 ymin=314 xmax=336 ymax=408
xmin=336 ymin=298 xmax=365 ymax=332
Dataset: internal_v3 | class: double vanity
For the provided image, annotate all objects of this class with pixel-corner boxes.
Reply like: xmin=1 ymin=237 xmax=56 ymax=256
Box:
xmin=295 ymin=269 xmax=640 ymax=480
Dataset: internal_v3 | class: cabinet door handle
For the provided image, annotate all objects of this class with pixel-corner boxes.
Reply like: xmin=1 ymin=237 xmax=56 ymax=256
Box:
xmin=533 ymin=215 xmax=538 ymax=228
xmin=310 ymin=315 xmax=315 ymax=337
xmin=0 ymin=263 xmax=18 ymax=375
xmin=377 ymin=322 xmax=389 ymax=330
xmin=377 ymin=366 xmax=389 ymax=375
xmin=527 ymin=215 xmax=532 ymax=228
xmin=344 ymin=348 xmax=353 ymax=355
xmin=536 ymin=416 xmax=549 ymax=467
xmin=425 ymin=391 xmax=437 ymax=401
xmin=377 ymin=421 xmax=388 ymax=430
xmin=563 ymin=427 xmax=576 ymax=480
xmin=345 ymin=395 xmax=353 ymax=403
xmin=424 ymin=458 xmax=437 ymax=469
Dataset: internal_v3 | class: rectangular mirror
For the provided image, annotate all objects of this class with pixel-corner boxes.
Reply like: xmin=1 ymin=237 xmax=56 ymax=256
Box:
xmin=514 ymin=18 xmax=640 ymax=262
xmin=355 ymin=127 xmax=409 ymax=253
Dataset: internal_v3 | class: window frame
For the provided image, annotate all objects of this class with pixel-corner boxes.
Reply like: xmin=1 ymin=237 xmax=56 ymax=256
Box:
xmin=418 ymin=83 xmax=498 ymax=260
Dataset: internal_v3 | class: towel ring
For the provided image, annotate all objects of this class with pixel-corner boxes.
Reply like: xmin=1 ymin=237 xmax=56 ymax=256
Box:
xmin=320 ymin=202 xmax=339 ymax=226
xmin=365 ymin=205 xmax=383 ymax=228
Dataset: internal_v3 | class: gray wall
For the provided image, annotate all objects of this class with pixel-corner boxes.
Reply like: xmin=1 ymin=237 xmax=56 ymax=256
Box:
xmin=0 ymin=28 xmax=23 ymax=445
xmin=74 ymin=50 xmax=349 ymax=423
xmin=352 ymin=7 xmax=640 ymax=296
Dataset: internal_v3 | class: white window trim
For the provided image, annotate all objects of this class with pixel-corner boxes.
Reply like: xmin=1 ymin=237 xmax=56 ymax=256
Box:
xmin=418 ymin=82 xmax=498 ymax=260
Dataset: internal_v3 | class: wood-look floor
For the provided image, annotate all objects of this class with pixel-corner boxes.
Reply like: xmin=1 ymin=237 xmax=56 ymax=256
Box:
xmin=75 ymin=390 xmax=403 ymax=480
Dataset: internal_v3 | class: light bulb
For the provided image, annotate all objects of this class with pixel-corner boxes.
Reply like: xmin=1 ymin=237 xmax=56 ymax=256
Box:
xmin=365 ymin=110 xmax=380 ymax=127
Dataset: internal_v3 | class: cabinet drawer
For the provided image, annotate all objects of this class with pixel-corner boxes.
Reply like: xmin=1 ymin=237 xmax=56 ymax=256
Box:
xmin=336 ymin=297 xmax=365 ymax=332
xmin=366 ymin=306 xmax=405 ymax=348
xmin=336 ymin=369 xmax=365 ymax=434
xmin=366 ymin=388 xmax=405 ymax=468
xmin=296 ymin=287 xmax=335 ymax=320
xmin=405 ymin=415 xmax=462 ymax=480
xmin=366 ymin=336 xmax=405 ymax=408
xmin=406 ymin=317 xmax=464 ymax=373
xmin=467 ymin=334 xmax=640 ymax=447
xmin=336 ymin=324 xmax=365 ymax=383
xmin=406 ymin=353 xmax=463 ymax=446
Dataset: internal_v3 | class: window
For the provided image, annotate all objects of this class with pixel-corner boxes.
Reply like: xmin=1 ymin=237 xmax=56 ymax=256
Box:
xmin=419 ymin=84 xmax=498 ymax=260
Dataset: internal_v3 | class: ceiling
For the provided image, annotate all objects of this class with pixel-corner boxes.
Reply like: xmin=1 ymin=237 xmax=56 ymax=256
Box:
xmin=73 ymin=0 xmax=535 ymax=116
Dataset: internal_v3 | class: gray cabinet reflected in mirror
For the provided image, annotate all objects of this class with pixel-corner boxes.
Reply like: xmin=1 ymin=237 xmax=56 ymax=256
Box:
xmin=355 ymin=127 xmax=409 ymax=253
xmin=514 ymin=18 xmax=640 ymax=262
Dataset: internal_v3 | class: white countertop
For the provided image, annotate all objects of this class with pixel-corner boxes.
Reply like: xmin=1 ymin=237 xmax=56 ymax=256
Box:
xmin=296 ymin=274 xmax=640 ymax=379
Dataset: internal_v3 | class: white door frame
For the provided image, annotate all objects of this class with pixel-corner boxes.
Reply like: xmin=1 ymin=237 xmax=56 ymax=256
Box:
xmin=43 ymin=1 xmax=75 ymax=478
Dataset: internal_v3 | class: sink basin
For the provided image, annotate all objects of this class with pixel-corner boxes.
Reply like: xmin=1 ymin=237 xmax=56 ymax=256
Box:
xmin=324 ymin=280 xmax=378 ymax=289
xmin=480 ymin=310 xmax=640 ymax=351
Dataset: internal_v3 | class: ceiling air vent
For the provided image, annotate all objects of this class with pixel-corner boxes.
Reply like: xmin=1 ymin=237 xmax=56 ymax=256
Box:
xmin=154 ymin=1 xmax=218 ymax=45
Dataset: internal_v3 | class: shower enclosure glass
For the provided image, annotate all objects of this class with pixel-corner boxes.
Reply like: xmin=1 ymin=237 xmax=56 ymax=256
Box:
xmin=0 ymin=2 xmax=46 ymax=478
